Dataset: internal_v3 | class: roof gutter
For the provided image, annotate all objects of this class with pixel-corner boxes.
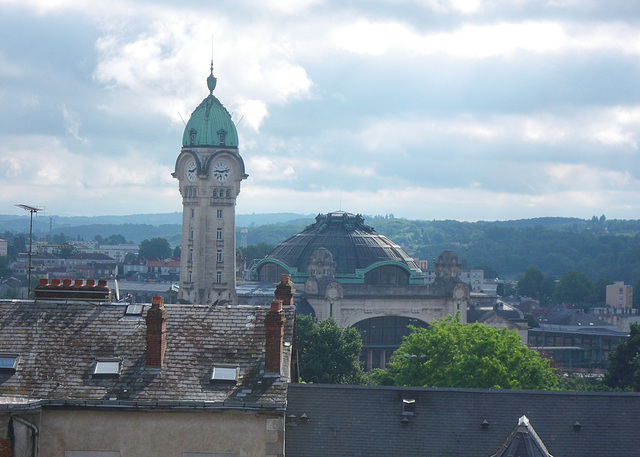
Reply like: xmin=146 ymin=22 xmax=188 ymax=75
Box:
xmin=1 ymin=398 xmax=286 ymax=413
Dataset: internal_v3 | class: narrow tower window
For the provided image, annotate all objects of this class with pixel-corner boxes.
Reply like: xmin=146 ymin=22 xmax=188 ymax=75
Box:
xmin=216 ymin=271 xmax=222 ymax=283
xmin=216 ymin=228 xmax=222 ymax=240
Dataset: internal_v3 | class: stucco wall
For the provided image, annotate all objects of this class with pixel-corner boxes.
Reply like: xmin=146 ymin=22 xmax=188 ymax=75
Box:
xmin=13 ymin=409 xmax=283 ymax=457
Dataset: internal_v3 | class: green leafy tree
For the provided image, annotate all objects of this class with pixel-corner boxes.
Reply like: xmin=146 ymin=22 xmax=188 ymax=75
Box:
xmin=605 ymin=323 xmax=640 ymax=391
xmin=518 ymin=266 xmax=545 ymax=299
xmin=554 ymin=271 xmax=594 ymax=305
xmin=296 ymin=315 xmax=365 ymax=384
xmin=240 ymin=242 xmax=275 ymax=265
xmin=138 ymin=237 xmax=171 ymax=259
xmin=633 ymin=279 xmax=640 ymax=309
xmin=54 ymin=243 xmax=77 ymax=258
xmin=591 ymin=278 xmax=614 ymax=306
xmin=371 ymin=315 xmax=557 ymax=390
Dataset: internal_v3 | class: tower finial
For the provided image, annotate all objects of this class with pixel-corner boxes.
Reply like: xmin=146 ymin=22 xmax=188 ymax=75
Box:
xmin=207 ymin=59 xmax=217 ymax=94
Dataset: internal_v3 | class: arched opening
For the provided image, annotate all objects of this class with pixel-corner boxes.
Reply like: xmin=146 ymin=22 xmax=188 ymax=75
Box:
xmin=353 ymin=316 xmax=429 ymax=371
xmin=257 ymin=262 xmax=289 ymax=283
xmin=364 ymin=265 xmax=409 ymax=285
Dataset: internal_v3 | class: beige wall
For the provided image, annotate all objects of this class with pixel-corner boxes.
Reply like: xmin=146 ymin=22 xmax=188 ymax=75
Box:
xmin=606 ymin=281 xmax=633 ymax=309
xmin=12 ymin=409 xmax=284 ymax=457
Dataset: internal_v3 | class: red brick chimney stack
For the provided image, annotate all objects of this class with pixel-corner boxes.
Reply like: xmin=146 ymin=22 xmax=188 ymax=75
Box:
xmin=146 ymin=296 xmax=167 ymax=368
xmin=264 ymin=300 xmax=285 ymax=375
xmin=274 ymin=274 xmax=295 ymax=306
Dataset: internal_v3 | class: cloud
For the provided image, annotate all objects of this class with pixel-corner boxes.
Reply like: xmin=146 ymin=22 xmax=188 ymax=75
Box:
xmin=2 ymin=0 xmax=640 ymax=221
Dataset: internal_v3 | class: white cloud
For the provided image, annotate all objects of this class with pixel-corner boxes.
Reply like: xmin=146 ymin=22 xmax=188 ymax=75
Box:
xmin=60 ymin=104 xmax=87 ymax=143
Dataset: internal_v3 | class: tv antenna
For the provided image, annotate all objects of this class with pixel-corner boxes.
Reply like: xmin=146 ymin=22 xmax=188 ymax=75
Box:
xmin=15 ymin=204 xmax=43 ymax=299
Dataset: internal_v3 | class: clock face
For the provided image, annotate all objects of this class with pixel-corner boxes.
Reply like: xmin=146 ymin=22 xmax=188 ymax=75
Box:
xmin=212 ymin=160 xmax=231 ymax=182
xmin=185 ymin=160 xmax=197 ymax=182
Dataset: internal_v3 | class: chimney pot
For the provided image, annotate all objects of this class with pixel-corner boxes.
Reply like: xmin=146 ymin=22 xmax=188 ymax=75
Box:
xmin=51 ymin=279 xmax=61 ymax=286
xmin=74 ymin=279 xmax=83 ymax=287
xmin=86 ymin=279 xmax=95 ymax=287
xmin=39 ymin=279 xmax=48 ymax=286
xmin=98 ymin=279 xmax=107 ymax=288
xmin=274 ymin=274 xmax=295 ymax=306
xmin=62 ymin=279 xmax=72 ymax=287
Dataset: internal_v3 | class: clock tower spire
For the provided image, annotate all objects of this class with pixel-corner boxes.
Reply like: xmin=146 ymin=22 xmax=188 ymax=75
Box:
xmin=173 ymin=66 xmax=247 ymax=304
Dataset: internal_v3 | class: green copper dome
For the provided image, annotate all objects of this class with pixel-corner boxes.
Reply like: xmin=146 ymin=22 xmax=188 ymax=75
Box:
xmin=182 ymin=66 xmax=239 ymax=148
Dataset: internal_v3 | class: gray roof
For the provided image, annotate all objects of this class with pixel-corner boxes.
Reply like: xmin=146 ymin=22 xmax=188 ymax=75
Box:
xmin=0 ymin=300 xmax=294 ymax=411
xmin=264 ymin=211 xmax=421 ymax=274
xmin=286 ymin=384 xmax=640 ymax=457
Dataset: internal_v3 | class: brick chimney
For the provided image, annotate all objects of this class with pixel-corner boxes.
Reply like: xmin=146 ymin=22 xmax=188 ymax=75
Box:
xmin=264 ymin=300 xmax=286 ymax=375
xmin=274 ymin=274 xmax=295 ymax=306
xmin=146 ymin=296 xmax=167 ymax=368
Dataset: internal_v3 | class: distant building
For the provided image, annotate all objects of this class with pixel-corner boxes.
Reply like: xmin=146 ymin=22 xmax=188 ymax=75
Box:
xmin=173 ymin=66 xmax=247 ymax=305
xmin=531 ymin=306 xmax=627 ymax=372
xmin=251 ymin=211 xmax=470 ymax=370
xmin=0 ymin=238 xmax=7 ymax=257
xmin=606 ymin=281 xmax=633 ymax=309
xmin=425 ymin=267 xmax=485 ymax=292
xmin=91 ymin=244 xmax=139 ymax=263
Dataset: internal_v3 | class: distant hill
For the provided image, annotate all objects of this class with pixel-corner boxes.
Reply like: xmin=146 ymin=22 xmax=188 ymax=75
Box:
xmin=0 ymin=212 xmax=315 ymax=244
xmin=3 ymin=212 xmax=640 ymax=284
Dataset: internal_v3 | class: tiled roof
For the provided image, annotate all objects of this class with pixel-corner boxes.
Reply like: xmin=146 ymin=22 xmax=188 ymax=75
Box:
xmin=286 ymin=384 xmax=640 ymax=457
xmin=490 ymin=415 xmax=553 ymax=457
xmin=0 ymin=300 xmax=294 ymax=411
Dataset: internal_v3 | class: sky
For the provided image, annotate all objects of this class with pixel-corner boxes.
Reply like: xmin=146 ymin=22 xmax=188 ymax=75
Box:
xmin=1 ymin=0 xmax=640 ymax=222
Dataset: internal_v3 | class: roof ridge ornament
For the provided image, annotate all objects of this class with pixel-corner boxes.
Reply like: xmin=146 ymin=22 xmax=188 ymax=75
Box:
xmin=207 ymin=60 xmax=217 ymax=95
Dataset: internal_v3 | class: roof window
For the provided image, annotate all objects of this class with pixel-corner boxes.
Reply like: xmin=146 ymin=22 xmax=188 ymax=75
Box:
xmin=93 ymin=358 xmax=122 ymax=376
xmin=210 ymin=365 xmax=238 ymax=383
xmin=125 ymin=304 xmax=143 ymax=316
xmin=0 ymin=354 xmax=18 ymax=371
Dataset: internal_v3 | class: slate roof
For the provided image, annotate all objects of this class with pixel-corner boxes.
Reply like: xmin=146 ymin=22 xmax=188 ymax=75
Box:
xmin=0 ymin=300 xmax=294 ymax=411
xmin=286 ymin=384 xmax=640 ymax=457
xmin=490 ymin=415 xmax=553 ymax=457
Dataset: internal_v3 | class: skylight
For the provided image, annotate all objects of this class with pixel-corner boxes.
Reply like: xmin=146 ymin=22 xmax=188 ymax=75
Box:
xmin=93 ymin=359 xmax=122 ymax=376
xmin=0 ymin=354 xmax=18 ymax=371
xmin=210 ymin=365 xmax=238 ymax=383
xmin=125 ymin=304 xmax=143 ymax=316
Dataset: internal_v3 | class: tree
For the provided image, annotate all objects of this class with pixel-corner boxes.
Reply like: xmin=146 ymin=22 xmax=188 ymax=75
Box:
xmin=54 ymin=243 xmax=77 ymax=259
xmin=240 ymin=242 xmax=275 ymax=265
xmin=371 ymin=315 xmax=557 ymax=390
xmin=554 ymin=271 xmax=594 ymax=305
xmin=138 ymin=238 xmax=171 ymax=259
xmin=605 ymin=323 xmax=640 ymax=391
xmin=591 ymin=278 xmax=614 ymax=306
xmin=633 ymin=279 xmax=640 ymax=309
xmin=296 ymin=315 xmax=365 ymax=384
xmin=518 ymin=266 xmax=545 ymax=299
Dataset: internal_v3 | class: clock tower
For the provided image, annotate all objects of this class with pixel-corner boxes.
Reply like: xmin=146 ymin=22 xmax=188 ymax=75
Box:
xmin=173 ymin=64 xmax=247 ymax=304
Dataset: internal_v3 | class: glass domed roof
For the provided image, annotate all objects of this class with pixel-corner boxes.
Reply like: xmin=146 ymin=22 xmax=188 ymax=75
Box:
xmin=182 ymin=65 xmax=238 ymax=148
xmin=266 ymin=211 xmax=422 ymax=274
